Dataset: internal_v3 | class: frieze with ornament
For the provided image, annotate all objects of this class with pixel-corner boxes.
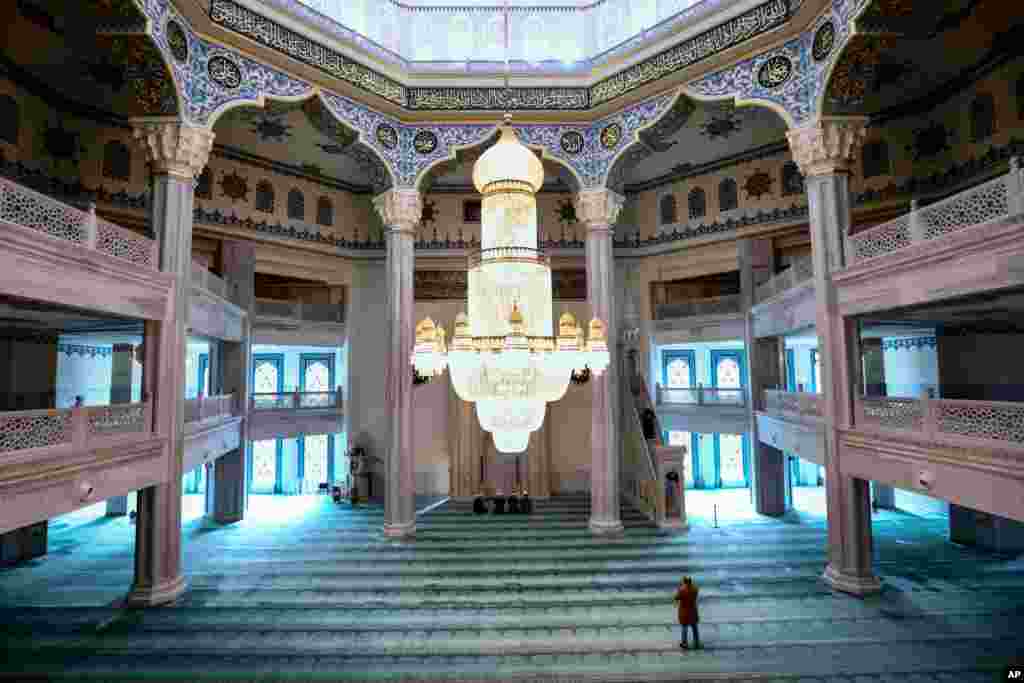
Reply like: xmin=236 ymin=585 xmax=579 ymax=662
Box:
xmin=408 ymin=88 xmax=589 ymax=111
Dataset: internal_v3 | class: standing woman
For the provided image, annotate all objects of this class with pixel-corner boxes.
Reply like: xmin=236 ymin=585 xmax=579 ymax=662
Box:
xmin=673 ymin=576 xmax=701 ymax=649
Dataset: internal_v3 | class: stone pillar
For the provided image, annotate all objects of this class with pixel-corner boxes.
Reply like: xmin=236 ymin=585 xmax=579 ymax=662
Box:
xmin=104 ymin=343 xmax=135 ymax=516
xmin=788 ymin=117 xmax=880 ymax=595
xmin=128 ymin=119 xmax=214 ymax=606
xmin=372 ymin=189 xmax=421 ymax=538
xmin=575 ymin=189 xmax=625 ymax=535
xmin=740 ymin=239 xmax=787 ymax=516
xmin=213 ymin=241 xmax=254 ymax=523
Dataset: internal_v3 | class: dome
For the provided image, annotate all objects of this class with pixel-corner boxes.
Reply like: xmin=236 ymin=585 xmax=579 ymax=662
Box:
xmin=472 ymin=121 xmax=545 ymax=194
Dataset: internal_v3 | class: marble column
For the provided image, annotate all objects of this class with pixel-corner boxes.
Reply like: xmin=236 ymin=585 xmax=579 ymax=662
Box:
xmin=128 ymin=119 xmax=214 ymax=606
xmin=788 ymin=117 xmax=880 ymax=595
xmin=214 ymin=241 xmax=254 ymax=523
xmin=105 ymin=343 xmax=135 ymax=516
xmin=575 ymin=189 xmax=624 ymax=536
xmin=373 ymin=189 xmax=421 ymax=538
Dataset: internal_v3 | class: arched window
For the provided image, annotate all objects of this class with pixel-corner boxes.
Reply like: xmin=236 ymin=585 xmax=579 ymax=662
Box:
xmin=688 ymin=188 xmax=706 ymax=220
xmin=0 ymin=95 xmax=18 ymax=145
xmin=781 ymin=161 xmax=804 ymax=196
xmin=970 ymin=93 xmax=997 ymax=142
xmin=316 ymin=196 xmax=333 ymax=227
xmin=255 ymin=181 xmax=275 ymax=213
xmin=659 ymin=194 xmax=677 ymax=225
xmin=102 ymin=140 xmax=131 ymax=181
xmin=287 ymin=188 xmax=305 ymax=220
xmin=862 ymin=140 xmax=891 ymax=179
xmin=195 ymin=166 xmax=212 ymax=200
xmin=251 ymin=439 xmax=278 ymax=493
xmin=718 ymin=178 xmax=738 ymax=212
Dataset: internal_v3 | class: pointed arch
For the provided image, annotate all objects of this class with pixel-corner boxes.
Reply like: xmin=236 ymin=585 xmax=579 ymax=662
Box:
xmin=659 ymin=194 xmax=678 ymax=225
xmin=287 ymin=188 xmax=305 ymax=220
xmin=102 ymin=140 xmax=132 ymax=181
xmin=255 ymin=181 xmax=275 ymax=213
xmin=687 ymin=187 xmax=706 ymax=220
xmin=718 ymin=177 xmax=738 ymax=212
xmin=317 ymin=196 xmax=334 ymax=227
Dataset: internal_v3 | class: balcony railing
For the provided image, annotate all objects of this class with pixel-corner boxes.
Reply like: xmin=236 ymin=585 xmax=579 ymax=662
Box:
xmin=656 ymin=384 xmax=746 ymax=407
xmin=183 ymin=394 xmax=236 ymax=424
xmin=191 ymin=261 xmax=231 ymax=301
xmin=251 ymin=390 xmax=343 ymax=411
xmin=254 ymin=298 xmax=345 ymax=324
xmin=754 ymin=255 xmax=814 ymax=304
xmin=0 ymin=402 xmax=153 ymax=455
xmin=0 ymin=177 xmax=157 ymax=269
xmin=848 ymin=157 xmax=1024 ymax=265
xmin=654 ymin=294 xmax=742 ymax=321
xmin=763 ymin=389 xmax=823 ymax=418
xmin=855 ymin=394 xmax=1024 ymax=451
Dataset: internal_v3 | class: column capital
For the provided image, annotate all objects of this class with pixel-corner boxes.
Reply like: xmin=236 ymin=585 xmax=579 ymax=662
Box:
xmin=131 ymin=118 xmax=215 ymax=181
xmin=785 ymin=116 xmax=869 ymax=177
xmin=574 ymin=188 xmax=625 ymax=230
xmin=373 ymin=189 xmax=422 ymax=234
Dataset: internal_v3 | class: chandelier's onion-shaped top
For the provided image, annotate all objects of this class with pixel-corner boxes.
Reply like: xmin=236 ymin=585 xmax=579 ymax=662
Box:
xmin=472 ymin=121 xmax=544 ymax=195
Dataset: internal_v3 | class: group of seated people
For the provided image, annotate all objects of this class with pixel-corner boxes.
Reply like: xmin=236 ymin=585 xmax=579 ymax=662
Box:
xmin=473 ymin=490 xmax=533 ymax=515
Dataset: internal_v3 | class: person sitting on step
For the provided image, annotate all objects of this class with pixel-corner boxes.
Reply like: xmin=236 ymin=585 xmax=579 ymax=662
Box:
xmin=520 ymin=491 xmax=533 ymax=514
xmin=674 ymin=576 xmax=701 ymax=650
xmin=472 ymin=494 xmax=488 ymax=514
xmin=508 ymin=493 xmax=520 ymax=514
xmin=492 ymin=491 xmax=506 ymax=514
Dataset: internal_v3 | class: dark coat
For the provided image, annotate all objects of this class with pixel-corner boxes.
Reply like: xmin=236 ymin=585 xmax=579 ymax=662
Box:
xmin=642 ymin=409 xmax=657 ymax=440
xmin=472 ymin=497 xmax=488 ymax=514
xmin=674 ymin=583 xmax=699 ymax=624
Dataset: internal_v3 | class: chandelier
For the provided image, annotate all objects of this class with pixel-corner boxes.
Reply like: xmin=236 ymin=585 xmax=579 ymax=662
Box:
xmin=411 ymin=118 xmax=609 ymax=453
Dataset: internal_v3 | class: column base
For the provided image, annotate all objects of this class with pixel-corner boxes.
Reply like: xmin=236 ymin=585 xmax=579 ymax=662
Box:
xmin=823 ymin=563 xmax=882 ymax=596
xmin=383 ymin=521 xmax=416 ymax=539
xmin=213 ymin=512 xmax=244 ymax=525
xmin=588 ymin=518 xmax=624 ymax=536
xmin=125 ymin=575 xmax=187 ymax=607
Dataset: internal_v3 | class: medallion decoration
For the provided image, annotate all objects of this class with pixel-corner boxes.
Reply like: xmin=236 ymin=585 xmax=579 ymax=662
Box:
xmin=219 ymin=171 xmax=249 ymax=201
xmin=560 ymin=131 xmax=585 ymax=156
xmin=756 ymin=55 xmax=793 ymax=89
xmin=600 ymin=123 xmax=622 ymax=150
xmin=208 ymin=55 xmax=242 ymax=90
xmin=812 ymin=21 xmax=836 ymax=62
xmin=413 ymin=131 xmax=438 ymax=155
xmin=744 ymin=172 xmax=773 ymax=199
xmin=376 ymin=124 xmax=398 ymax=150
xmin=167 ymin=20 xmax=188 ymax=64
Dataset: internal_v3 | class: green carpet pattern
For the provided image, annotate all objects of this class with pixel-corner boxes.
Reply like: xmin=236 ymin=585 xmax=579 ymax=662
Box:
xmin=0 ymin=494 xmax=1022 ymax=681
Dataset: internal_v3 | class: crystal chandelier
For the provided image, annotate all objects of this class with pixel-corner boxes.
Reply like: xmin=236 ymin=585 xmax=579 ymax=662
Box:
xmin=411 ymin=119 xmax=609 ymax=453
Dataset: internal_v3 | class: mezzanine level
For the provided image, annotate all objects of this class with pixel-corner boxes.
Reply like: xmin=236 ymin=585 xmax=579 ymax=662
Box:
xmin=248 ymin=389 xmax=344 ymax=441
xmin=757 ymin=388 xmax=1024 ymax=522
xmin=654 ymin=384 xmax=748 ymax=434
xmin=252 ymin=298 xmax=346 ymax=347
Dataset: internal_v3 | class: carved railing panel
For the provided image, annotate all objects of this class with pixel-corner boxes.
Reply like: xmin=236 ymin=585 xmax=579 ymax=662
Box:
xmin=254 ymin=299 xmax=344 ymax=324
xmin=655 ymin=294 xmax=742 ymax=320
xmin=658 ymin=385 xmax=746 ymax=407
xmin=184 ymin=394 xmax=236 ymax=423
xmin=856 ymin=396 xmax=924 ymax=431
xmin=0 ymin=410 xmax=73 ymax=453
xmin=849 ymin=161 xmax=1021 ymax=265
xmin=0 ymin=177 xmax=157 ymax=269
xmin=251 ymin=391 xmax=342 ymax=411
xmin=763 ymin=389 xmax=822 ymax=418
xmin=933 ymin=399 xmax=1024 ymax=445
xmin=0 ymin=402 xmax=153 ymax=455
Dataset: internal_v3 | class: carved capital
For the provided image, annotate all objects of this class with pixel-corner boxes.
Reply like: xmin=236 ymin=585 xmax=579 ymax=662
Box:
xmin=785 ymin=116 xmax=869 ymax=177
xmin=373 ymin=189 xmax=422 ymax=233
xmin=574 ymin=189 xmax=625 ymax=230
xmin=131 ymin=118 xmax=215 ymax=181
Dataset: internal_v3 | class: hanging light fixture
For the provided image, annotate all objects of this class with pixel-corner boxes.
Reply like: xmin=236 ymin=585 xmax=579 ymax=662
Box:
xmin=410 ymin=1 xmax=609 ymax=453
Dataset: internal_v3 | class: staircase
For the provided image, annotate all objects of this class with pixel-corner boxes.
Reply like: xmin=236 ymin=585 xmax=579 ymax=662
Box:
xmin=1 ymin=495 xmax=1022 ymax=681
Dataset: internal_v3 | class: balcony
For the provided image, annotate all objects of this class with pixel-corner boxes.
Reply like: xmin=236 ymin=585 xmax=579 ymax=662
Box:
xmin=655 ymin=384 xmax=749 ymax=434
xmin=843 ymin=394 xmax=1024 ymax=522
xmin=756 ymin=389 xmax=825 ymax=465
xmin=183 ymin=393 xmax=242 ymax=472
xmin=252 ymin=298 xmax=346 ymax=346
xmin=0 ymin=177 xmax=172 ymax=322
xmin=248 ymin=390 xmax=345 ymax=441
xmin=190 ymin=262 xmax=245 ymax=342
xmin=0 ymin=402 xmax=165 ymax=534
xmin=652 ymin=294 xmax=745 ymax=344
xmin=750 ymin=256 xmax=816 ymax=338
xmin=834 ymin=159 xmax=1024 ymax=317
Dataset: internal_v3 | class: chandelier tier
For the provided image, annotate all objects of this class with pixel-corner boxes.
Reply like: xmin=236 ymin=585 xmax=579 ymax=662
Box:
xmin=411 ymin=120 xmax=609 ymax=453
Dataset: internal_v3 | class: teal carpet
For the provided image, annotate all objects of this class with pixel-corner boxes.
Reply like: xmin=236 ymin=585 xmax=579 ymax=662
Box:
xmin=0 ymin=494 xmax=1021 ymax=682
